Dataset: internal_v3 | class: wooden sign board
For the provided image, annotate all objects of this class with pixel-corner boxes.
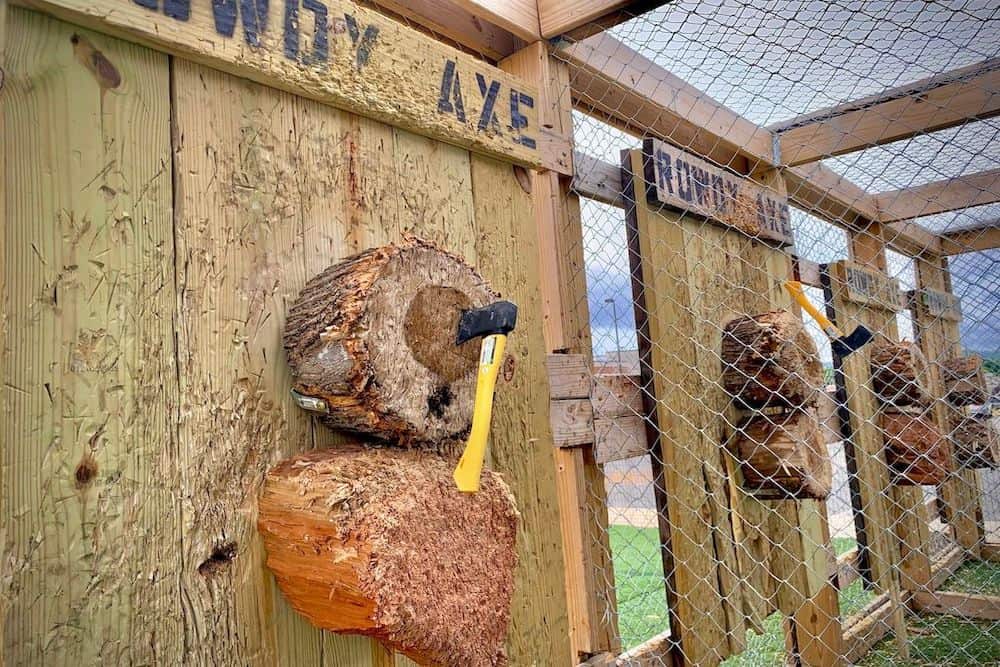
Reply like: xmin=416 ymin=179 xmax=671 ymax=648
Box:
xmin=908 ymin=288 xmax=962 ymax=321
xmin=829 ymin=260 xmax=903 ymax=312
xmin=22 ymin=0 xmax=561 ymax=171
xmin=642 ymin=138 xmax=794 ymax=246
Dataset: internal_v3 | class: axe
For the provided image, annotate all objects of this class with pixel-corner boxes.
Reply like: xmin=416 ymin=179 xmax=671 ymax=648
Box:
xmin=784 ymin=281 xmax=873 ymax=357
xmin=452 ymin=300 xmax=518 ymax=493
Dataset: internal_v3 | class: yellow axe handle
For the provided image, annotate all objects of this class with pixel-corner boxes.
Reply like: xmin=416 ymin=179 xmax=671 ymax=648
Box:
xmin=784 ymin=280 xmax=844 ymax=341
xmin=453 ymin=333 xmax=507 ymax=493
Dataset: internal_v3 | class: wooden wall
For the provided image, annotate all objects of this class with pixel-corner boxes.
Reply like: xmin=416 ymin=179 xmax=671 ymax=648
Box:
xmin=1 ymin=7 xmax=570 ymax=664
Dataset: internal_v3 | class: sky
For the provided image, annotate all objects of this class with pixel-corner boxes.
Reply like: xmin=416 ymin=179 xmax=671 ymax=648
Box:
xmin=571 ymin=0 xmax=999 ymax=361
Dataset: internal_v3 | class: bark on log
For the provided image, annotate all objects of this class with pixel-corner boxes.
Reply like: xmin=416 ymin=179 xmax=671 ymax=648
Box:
xmin=870 ymin=338 xmax=930 ymax=407
xmin=942 ymin=356 xmax=988 ymax=406
xmin=950 ymin=416 xmax=1000 ymax=469
xmin=730 ymin=410 xmax=832 ymax=499
xmin=882 ymin=409 xmax=950 ymax=486
xmin=284 ymin=237 xmax=496 ymax=444
xmin=721 ymin=310 xmax=823 ymax=408
xmin=258 ymin=446 xmax=519 ymax=667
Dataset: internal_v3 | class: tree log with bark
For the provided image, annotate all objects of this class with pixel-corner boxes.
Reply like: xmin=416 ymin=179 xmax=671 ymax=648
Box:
xmin=882 ymin=409 xmax=950 ymax=485
xmin=941 ymin=355 xmax=988 ymax=406
xmin=730 ymin=410 xmax=832 ymax=499
xmin=721 ymin=310 xmax=823 ymax=408
xmin=284 ymin=237 xmax=496 ymax=445
xmin=258 ymin=446 xmax=519 ymax=667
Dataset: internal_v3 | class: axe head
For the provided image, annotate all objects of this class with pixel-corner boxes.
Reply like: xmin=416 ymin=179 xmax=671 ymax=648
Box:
xmin=455 ymin=300 xmax=518 ymax=345
xmin=831 ymin=325 xmax=874 ymax=358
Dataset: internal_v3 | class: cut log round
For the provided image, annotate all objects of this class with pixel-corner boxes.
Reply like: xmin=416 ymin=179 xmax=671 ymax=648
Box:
xmin=950 ymin=416 xmax=1000 ymax=469
xmin=731 ymin=410 xmax=832 ymax=499
xmin=869 ymin=338 xmax=929 ymax=407
xmin=941 ymin=355 xmax=988 ymax=406
xmin=721 ymin=310 xmax=823 ymax=408
xmin=258 ymin=446 xmax=519 ymax=667
xmin=882 ymin=409 xmax=950 ymax=486
xmin=284 ymin=237 xmax=496 ymax=444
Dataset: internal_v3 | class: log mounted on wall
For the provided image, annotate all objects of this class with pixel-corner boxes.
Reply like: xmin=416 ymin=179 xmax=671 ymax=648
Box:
xmin=730 ymin=410 xmax=832 ymax=499
xmin=951 ymin=416 xmax=1000 ymax=469
xmin=284 ymin=237 xmax=496 ymax=444
xmin=721 ymin=310 xmax=824 ymax=408
xmin=870 ymin=339 xmax=930 ymax=407
xmin=258 ymin=446 xmax=519 ymax=667
xmin=941 ymin=355 xmax=988 ymax=406
xmin=882 ymin=409 xmax=950 ymax=485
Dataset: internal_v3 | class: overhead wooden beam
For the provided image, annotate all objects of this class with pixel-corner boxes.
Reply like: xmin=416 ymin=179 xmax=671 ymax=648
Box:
xmin=872 ymin=168 xmax=1000 ymax=223
xmin=451 ymin=0 xmax=540 ymax=42
xmin=772 ymin=58 xmax=1000 ymax=166
xmin=539 ymin=0 xmax=666 ymax=40
xmin=561 ymin=33 xmax=774 ymax=169
xmin=940 ymin=221 xmax=1000 ymax=254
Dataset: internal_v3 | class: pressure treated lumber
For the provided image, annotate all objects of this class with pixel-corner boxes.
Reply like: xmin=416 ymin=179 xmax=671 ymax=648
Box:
xmin=941 ymin=355 xmax=988 ymax=406
xmin=869 ymin=339 xmax=930 ymax=407
xmin=731 ymin=411 xmax=832 ymax=499
xmin=721 ymin=310 xmax=823 ymax=409
xmin=16 ymin=0 xmax=569 ymax=172
xmin=881 ymin=409 xmax=950 ymax=486
xmin=911 ymin=591 xmax=1000 ymax=621
xmin=258 ymin=447 xmax=519 ymax=667
xmin=284 ymin=238 xmax=493 ymax=444
xmin=950 ymin=417 xmax=1000 ymax=469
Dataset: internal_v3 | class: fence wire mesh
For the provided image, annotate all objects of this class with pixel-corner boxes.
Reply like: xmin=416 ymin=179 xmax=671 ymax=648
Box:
xmin=549 ymin=2 xmax=1000 ymax=664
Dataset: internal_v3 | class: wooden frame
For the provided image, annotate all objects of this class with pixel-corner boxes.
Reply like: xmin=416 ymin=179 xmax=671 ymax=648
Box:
xmin=871 ymin=168 xmax=1000 ymax=223
xmin=940 ymin=221 xmax=1000 ymax=254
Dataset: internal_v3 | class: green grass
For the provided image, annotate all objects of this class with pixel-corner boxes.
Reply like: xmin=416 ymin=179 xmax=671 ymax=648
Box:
xmin=608 ymin=527 xmax=1000 ymax=665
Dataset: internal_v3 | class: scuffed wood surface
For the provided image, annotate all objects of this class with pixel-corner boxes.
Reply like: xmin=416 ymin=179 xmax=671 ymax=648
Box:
xmin=2 ymin=9 xmax=182 ymax=663
xmin=731 ymin=411 xmax=832 ymax=499
xmin=881 ymin=409 xmax=949 ymax=486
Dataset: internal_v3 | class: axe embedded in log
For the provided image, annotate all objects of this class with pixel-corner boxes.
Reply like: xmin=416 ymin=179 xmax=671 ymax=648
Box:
xmin=784 ymin=281 xmax=873 ymax=357
xmin=452 ymin=300 xmax=518 ymax=493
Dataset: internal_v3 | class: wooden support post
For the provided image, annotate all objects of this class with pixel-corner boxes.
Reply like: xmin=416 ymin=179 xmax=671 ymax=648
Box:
xmin=501 ymin=42 xmax=620 ymax=660
xmin=911 ymin=255 xmax=985 ymax=556
xmin=823 ymin=233 xmax=910 ymax=660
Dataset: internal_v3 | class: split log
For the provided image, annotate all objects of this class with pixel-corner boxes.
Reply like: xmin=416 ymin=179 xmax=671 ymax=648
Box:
xmin=869 ymin=339 xmax=929 ymax=407
xmin=721 ymin=310 xmax=823 ymax=408
xmin=942 ymin=356 xmax=988 ymax=406
xmin=882 ymin=409 xmax=950 ymax=485
xmin=258 ymin=446 xmax=519 ymax=667
xmin=730 ymin=410 xmax=832 ymax=499
xmin=951 ymin=416 xmax=1000 ymax=469
xmin=284 ymin=237 xmax=496 ymax=444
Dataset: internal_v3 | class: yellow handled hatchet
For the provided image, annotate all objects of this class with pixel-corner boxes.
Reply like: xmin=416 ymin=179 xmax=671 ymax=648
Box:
xmin=784 ymin=281 xmax=873 ymax=357
xmin=452 ymin=300 xmax=518 ymax=493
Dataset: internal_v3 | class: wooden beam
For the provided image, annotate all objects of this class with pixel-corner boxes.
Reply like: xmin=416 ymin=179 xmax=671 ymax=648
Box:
xmin=842 ymin=592 xmax=902 ymax=664
xmin=928 ymin=545 xmax=965 ymax=591
xmin=940 ymin=221 xmax=1000 ymax=254
xmin=17 ymin=0 xmax=570 ymax=172
xmin=572 ymin=151 xmax=627 ymax=206
xmin=981 ymin=543 xmax=1000 ymax=563
xmin=369 ymin=0 xmax=523 ymax=60
xmin=873 ymin=168 xmax=1000 ymax=223
xmin=451 ymin=0 xmax=539 ymax=42
xmin=539 ymin=0 xmax=665 ymax=39
xmin=561 ymin=33 xmax=774 ymax=169
xmin=837 ymin=549 xmax=861 ymax=589
xmin=772 ymin=58 xmax=1000 ymax=166
xmin=912 ymin=591 xmax=1000 ymax=621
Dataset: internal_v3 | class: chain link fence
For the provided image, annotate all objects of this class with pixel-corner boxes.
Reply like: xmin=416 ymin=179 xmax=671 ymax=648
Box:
xmin=549 ymin=2 xmax=1000 ymax=664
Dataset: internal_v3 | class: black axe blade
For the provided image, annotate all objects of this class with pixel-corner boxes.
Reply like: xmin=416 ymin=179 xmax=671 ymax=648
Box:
xmin=831 ymin=325 xmax=874 ymax=358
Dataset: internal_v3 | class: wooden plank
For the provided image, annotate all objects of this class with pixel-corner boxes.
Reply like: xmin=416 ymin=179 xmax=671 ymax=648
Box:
xmin=837 ymin=549 xmax=862 ymax=589
xmin=503 ymin=41 xmax=619 ymax=658
xmin=907 ymin=287 xmax=962 ymax=321
xmin=593 ymin=415 xmax=647 ymax=463
xmin=539 ymin=0 xmax=660 ymax=38
xmin=940 ymin=220 xmax=1000 ymax=255
xmin=772 ymin=58 xmax=1000 ymax=166
xmin=873 ymin=168 xmax=1000 ymax=223
xmin=833 ymin=259 xmax=904 ymax=311
xmin=551 ymin=398 xmax=596 ymax=447
xmin=573 ymin=151 xmax=627 ymax=207
xmin=369 ymin=0 xmax=522 ymax=60
xmin=928 ymin=546 xmax=965 ymax=591
xmin=625 ymin=147 xmax=757 ymax=665
xmin=593 ymin=374 xmax=643 ymax=419
xmin=842 ymin=593 xmax=897 ymax=664
xmin=471 ymin=153 xmax=574 ymax=666
xmin=644 ymin=138 xmax=794 ymax=246
xmin=2 ymin=9 xmax=183 ymax=663
xmin=912 ymin=591 xmax=1000 ymax=620
xmin=452 ymin=0 xmax=539 ymax=41
xmin=17 ymin=0 xmax=571 ymax=173
xmin=981 ymin=543 xmax=1000 ymax=562
xmin=548 ymin=353 xmax=591 ymax=399
xmin=911 ymin=255 xmax=985 ymax=554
